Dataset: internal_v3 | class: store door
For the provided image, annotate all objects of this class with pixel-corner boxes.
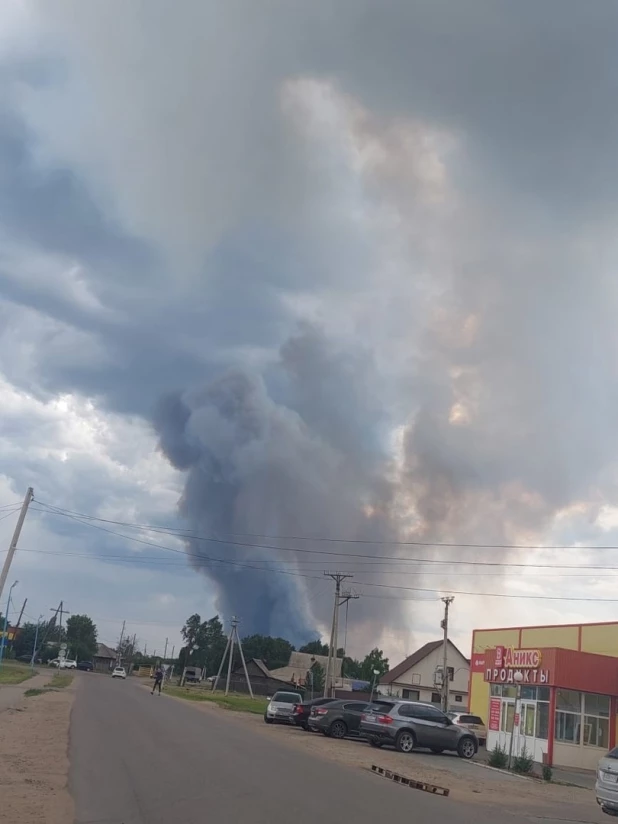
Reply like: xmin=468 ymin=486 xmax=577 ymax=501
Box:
xmin=521 ymin=703 xmax=536 ymax=738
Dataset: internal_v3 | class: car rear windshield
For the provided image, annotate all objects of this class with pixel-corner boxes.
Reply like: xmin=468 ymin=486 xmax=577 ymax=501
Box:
xmin=272 ymin=692 xmax=300 ymax=703
xmin=366 ymin=702 xmax=395 ymax=712
xmin=608 ymin=747 xmax=618 ymax=759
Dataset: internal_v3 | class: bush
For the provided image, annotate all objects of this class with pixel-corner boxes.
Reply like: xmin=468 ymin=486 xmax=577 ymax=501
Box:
xmin=513 ymin=745 xmax=534 ymax=774
xmin=488 ymin=743 xmax=508 ymax=768
xmin=542 ymin=765 xmax=553 ymax=782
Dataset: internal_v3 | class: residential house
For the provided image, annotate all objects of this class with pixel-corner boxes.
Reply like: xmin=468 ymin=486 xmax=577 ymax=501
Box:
xmin=93 ymin=642 xmax=117 ymax=673
xmin=380 ymin=640 xmax=470 ymax=711
xmin=269 ymin=651 xmax=342 ymax=689
xmin=221 ymin=658 xmax=301 ymax=696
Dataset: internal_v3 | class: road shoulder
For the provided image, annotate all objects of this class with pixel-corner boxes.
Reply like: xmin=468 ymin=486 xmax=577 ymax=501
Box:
xmin=0 ymin=677 xmax=75 ymax=824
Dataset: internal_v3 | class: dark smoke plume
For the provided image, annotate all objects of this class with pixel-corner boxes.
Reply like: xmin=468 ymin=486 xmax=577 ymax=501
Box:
xmin=155 ymin=326 xmax=406 ymax=644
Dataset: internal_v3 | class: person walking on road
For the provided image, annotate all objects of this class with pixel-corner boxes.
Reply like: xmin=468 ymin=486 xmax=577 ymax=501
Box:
xmin=151 ymin=665 xmax=164 ymax=695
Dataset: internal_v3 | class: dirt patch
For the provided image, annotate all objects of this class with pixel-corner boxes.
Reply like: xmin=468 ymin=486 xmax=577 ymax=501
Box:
xmin=0 ymin=683 xmax=75 ymax=823
xmin=164 ymin=693 xmax=604 ymax=821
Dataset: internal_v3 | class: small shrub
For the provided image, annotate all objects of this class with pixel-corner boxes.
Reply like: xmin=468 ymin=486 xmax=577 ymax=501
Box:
xmin=542 ymin=764 xmax=553 ymax=782
xmin=488 ymin=742 xmax=508 ymax=768
xmin=513 ymin=745 xmax=534 ymax=774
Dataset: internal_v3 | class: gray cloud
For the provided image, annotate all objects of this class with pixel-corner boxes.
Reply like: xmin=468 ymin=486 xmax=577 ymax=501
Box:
xmin=1 ymin=1 xmax=618 ymax=645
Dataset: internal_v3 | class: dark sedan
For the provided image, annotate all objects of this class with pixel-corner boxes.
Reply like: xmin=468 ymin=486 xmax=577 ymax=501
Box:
xmin=292 ymin=697 xmax=338 ymax=730
xmin=77 ymin=661 xmax=94 ymax=671
xmin=308 ymin=699 xmax=375 ymax=739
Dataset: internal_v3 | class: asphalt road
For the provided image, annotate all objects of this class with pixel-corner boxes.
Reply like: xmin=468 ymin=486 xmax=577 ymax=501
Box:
xmin=69 ymin=675 xmax=583 ymax=824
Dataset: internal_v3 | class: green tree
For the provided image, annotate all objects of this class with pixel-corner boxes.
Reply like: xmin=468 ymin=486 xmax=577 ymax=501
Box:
xmin=66 ymin=614 xmax=98 ymax=661
xmin=240 ymin=635 xmax=294 ymax=670
xmin=12 ymin=621 xmax=40 ymax=658
xmin=359 ymin=648 xmax=389 ymax=682
xmin=299 ymin=640 xmax=329 ymax=656
xmin=180 ymin=614 xmax=227 ymax=675
xmin=309 ymin=661 xmax=325 ymax=693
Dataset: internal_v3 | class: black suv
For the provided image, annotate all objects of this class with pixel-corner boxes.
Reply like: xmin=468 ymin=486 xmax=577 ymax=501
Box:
xmin=76 ymin=661 xmax=94 ymax=671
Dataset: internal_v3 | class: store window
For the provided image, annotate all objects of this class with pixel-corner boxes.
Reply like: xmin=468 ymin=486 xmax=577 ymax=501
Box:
xmin=554 ymin=691 xmax=610 ymax=748
xmin=584 ymin=694 xmax=610 ymax=749
xmin=501 ymin=701 xmax=515 ymax=733
xmin=490 ymin=684 xmax=503 ymax=697
xmin=555 ymin=689 xmax=581 ymax=744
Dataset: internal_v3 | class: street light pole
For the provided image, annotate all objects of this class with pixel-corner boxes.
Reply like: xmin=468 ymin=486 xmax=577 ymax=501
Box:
xmin=507 ymin=671 xmax=524 ymax=770
xmin=369 ymin=668 xmax=381 ymax=704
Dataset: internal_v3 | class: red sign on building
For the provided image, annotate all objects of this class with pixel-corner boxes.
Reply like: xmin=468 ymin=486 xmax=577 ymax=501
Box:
xmin=489 ymin=697 xmax=501 ymax=731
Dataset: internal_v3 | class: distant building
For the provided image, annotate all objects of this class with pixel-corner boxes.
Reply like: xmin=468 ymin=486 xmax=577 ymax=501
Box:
xmin=380 ymin=640 xmax=470 ymax=710
xmin=93 ymin=643 xmax=117 ymax=673
xmin=221 ymin=658 xmax=300 ymax=696
xmin=270 ymin=651 xmax=342 ymax=688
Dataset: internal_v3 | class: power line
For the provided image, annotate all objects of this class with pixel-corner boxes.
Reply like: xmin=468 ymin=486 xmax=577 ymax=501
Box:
xmin=16 ymin=547 xmax=618 ymax=578
xmin=25 ymin=501 xmax=618 ymax=603
xmin=34 ymin=499 xmax=618 ymax=552
xmin=32 ymin=503 xmax=618 ymax=569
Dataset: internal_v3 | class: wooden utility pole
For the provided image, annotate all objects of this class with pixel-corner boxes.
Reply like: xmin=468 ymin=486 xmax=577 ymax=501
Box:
xmin=0 ymin=488 xmax=33 ymax=604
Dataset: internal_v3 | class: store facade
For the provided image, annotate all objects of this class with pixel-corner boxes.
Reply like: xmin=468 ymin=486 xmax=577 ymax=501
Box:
xmin=469 ymin=622 xmax=618 ymax=770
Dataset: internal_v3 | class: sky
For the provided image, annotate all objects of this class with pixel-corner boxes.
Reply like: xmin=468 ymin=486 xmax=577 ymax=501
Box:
xmin=2 ymin=0 xmax=618 ymax=662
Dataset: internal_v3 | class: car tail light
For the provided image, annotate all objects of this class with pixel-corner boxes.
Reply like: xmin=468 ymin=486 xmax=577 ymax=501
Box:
xmin=292 ymin=705 xmax=301 ymax=715
xmin=314 ymin=707 xmax=329 ymax=716
xmin=377 ymin=714 xmax=393 ymax=724
xmin=361 ymin=713 xmax=367 ymax=721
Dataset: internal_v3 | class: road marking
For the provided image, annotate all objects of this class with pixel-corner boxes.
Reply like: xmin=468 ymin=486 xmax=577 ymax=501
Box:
xmin=370 ymin=764 xmax=450 ymax=797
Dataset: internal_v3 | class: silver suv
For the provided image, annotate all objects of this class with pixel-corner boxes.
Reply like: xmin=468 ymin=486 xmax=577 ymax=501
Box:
xmin=361 ymin=700 xmax=478 ymax=759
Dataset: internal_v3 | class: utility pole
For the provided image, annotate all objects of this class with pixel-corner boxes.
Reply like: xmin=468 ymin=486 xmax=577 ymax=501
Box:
xmin=31 ymin=614 xmax=43 ymax=669
xmin=323 ymin=573 xmax=353 ymax=698
xmin=163 ymin=637 xmax=168 ymax=662
xmin=441 ymin=596 xmax=454 ymax=712
xmin=212 ymin=616 xmax=253 ymax=698
xmin=0 ymin=488 xmax=33 ymax=604
xmin=117 ymin=620 xmax=126 ymax=666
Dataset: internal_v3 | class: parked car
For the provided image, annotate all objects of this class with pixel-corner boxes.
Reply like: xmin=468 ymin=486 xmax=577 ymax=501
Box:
xmin=264 ymin=690 xmax=303 ymax=724
xmin=292 ymin=697 xmax=338 ymax=730
xmin=112 ymin=666 xmax=127 ymax=679
xmin=308 ymin=699 xmax=377 ymax=738
xmin=48 ymin=658 xmax=60 ymax=667
xmin=77 ymin=661 xmax=94 ymax=672
xmin=596 ymin=747 xmax=618 ymax=815
xmin=59 ymin=659 xmax=77 ymax=669
xmin=447 ymin=712 xmax=487 ymax=745
xmin=361 ymin=700 xmax=478 ymax=759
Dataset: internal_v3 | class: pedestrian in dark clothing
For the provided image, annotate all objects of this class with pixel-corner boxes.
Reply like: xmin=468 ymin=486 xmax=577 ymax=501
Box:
xmin=151 ymin=666 xmax=164 ymax=695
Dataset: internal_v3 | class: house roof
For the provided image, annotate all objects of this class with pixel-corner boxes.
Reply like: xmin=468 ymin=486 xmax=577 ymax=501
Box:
xmin=95 ymin=643 xmax=117 ymax=659
xmin=380 ymin=639 xmax=470 ymax=685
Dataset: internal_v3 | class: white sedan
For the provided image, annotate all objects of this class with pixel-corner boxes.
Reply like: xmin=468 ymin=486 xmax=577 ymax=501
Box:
xmin=112 ymin=667 xmax=127 ymax=679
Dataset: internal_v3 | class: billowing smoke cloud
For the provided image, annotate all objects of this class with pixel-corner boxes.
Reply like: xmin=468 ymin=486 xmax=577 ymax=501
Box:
xmin=4 ymin=1 xmax=618 ymax=654
xmin=155 ymin=326 xmax=408 ymax=643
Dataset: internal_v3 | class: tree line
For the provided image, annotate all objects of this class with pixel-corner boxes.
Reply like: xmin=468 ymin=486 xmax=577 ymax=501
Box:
xmin=179 ymin=613 xmax=390 ymax=682
xmin=4 ymin=613 xmax=98 ymax=663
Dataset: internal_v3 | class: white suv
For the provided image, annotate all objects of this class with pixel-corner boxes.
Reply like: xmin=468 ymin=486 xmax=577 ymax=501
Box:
xmin=112 ymin=667 xmax=127 ymax=679
xmin=59 ymin=659 xmax=77 ymax=669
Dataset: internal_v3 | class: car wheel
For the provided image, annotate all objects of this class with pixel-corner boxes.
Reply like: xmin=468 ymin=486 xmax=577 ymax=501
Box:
xmin=329 ymin=720 xmax=348 ymax=739
xmin=457 ymin=736 xmax=477 ymax=759
xmin=264 ymin=714 xmax=273 ymax=724
xmin=369 ymin=738 xmax=383 ymax=748
xmin=601 ymin=807 xmax=618 ymax=817
xmin=395 ymin=730 xmax=416 ymax=754
xmin=430 ymin=748 xmax=444 ymax=754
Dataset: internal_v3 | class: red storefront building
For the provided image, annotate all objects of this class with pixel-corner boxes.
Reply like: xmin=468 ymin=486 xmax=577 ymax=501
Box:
xmin=470 ymin=622 xmax=618 ymax=770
